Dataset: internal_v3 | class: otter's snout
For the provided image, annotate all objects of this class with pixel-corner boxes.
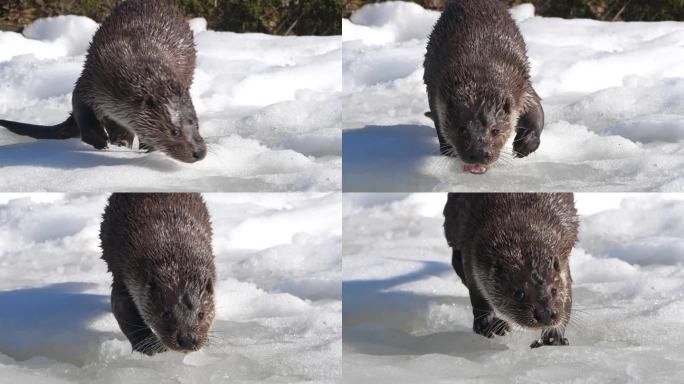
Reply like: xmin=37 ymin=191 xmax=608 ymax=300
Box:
xmin=463 ymin=148 xmax=492 ymax=164
xmin=533 ymin=308 xmax=557 ymax=326
xmin=192 ymin=145 xmax=206 ymax=161
xmin=177 ymin=332 xmax=199 ymax=350
xmin=189 ymin=134 xmax=206 ymax=162
xmin=169 ymin=135 xmax=206 ymax=163
xmin=452 ymin=121 xmax=499 ymax=165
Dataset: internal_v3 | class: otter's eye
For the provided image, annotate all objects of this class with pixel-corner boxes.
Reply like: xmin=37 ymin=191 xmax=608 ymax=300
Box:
xmin=514 ymin=289 xmax=525 ymax=301
xmin=491 ymin=128 xmax=500 ymax=137
xmin=551 ymin=287 xmax=558 ymax=296
xmin=171 ymin=128 xmax=181 ymax=137
xmin=162 ymin=311 xmax=173 ymax=321
xmin=197 ymin=312 xmax=204 ymax=320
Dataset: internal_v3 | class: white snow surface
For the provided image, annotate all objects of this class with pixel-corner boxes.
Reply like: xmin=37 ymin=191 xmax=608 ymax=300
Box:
xmin=0 ymin=193 xmax=341 ymax=383
xmin=0 ymin=16 xmax=341 ymax=192
xmin=343 ymin=2 xmax=684 ymax=191
xmin=343 ymin=193 xmax=684 ymax=383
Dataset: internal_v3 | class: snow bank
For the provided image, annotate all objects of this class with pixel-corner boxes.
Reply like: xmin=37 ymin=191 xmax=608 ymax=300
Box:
xmin=22 ymin=16 xmax=98 ymax=56
xmin=343 ymin=2 xmax=684 ymax=191
xmin=0 ymin=193 xmax=341 ymax=383
xmin=343 ymin=193 xmax=684 ymax=383
xmin=344 ymin=2 xmax=439 ymax=45
xmin=0 ymin=17 xmax=341 ymax=192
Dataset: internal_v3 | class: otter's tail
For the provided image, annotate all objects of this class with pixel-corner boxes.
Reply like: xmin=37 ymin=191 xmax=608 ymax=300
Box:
xmin=0 ymin=115 xmax=79 ymax=140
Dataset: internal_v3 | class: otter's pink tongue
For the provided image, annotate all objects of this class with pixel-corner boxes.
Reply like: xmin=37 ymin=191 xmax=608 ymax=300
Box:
xmin=464 ymin=164 xmax=488 ymax=174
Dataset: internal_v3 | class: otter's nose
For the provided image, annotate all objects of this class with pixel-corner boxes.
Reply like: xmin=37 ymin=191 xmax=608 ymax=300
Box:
xmin=534 ymin=309 xmax=554 ymax=325
xmin=192 ymin=148 xmax=206 ymax=161
xmin=468 ymin=150 xmax=491 ymax=163
xmin=177 ymin=333 xmax=197 ymax=349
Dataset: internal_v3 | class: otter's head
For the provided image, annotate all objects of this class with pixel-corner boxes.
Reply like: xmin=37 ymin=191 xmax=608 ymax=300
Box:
xmin=134 ymin=89 xmax=206 ymax=163
xmin=140 ymin=272 xmax=216 ymax=353
xmin=435 ymin=90 xmax=515 ymax=172
xmin=472 ymin=236 xmax=572 ymax=330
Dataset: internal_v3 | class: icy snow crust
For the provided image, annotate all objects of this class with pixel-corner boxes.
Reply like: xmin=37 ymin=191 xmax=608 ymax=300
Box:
xmin=342 ymin=2 xmax=684 ymax=191
xmin=0 ymin=193 xmax=341 ymax=383
xmin=0 ymin=16 xmax=341 ymax=192
xmin=343 ymin=193 xmax=684 ymax=383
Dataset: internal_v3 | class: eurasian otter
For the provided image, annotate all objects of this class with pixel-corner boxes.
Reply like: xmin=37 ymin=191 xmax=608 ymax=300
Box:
xmin=424 ymin=0 xmax=544 ymax=174
xmin=0 ymin=0 xmax=206 ymax=163
xmin=443 ymin=193 xmax=578 ymax=347
xmin=100 ymin=193 xmax=216 ymax=355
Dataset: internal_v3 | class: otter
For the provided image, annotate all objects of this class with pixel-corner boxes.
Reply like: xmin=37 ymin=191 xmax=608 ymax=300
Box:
xmin=443 ymin=193 xmax=578 ymax=348
xmin=0 ymin=0 xmax=206 ymax=163
xmin=423 ymin=0 xmax=544 ymax=174
xmin=100 ymin=193 xmax=216 ymax=355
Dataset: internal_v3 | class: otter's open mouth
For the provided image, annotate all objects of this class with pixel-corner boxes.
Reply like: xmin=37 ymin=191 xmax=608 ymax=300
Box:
xmin=463 ymin=164 xmax=488 ymax=174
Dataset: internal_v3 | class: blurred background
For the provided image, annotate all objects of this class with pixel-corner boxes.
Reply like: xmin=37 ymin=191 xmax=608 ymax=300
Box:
xmin=0 ymin=0 xmax=342 ymax=35
xmin=343 ymin=0 xmax=684 ymax=21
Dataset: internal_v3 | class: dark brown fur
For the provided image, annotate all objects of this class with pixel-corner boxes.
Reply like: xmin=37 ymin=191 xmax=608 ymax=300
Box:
xmin=100 ymin=193 xmax=216 ymax=355
xmin=443 ymin=193 xmax=578 ymax=348
xmin=0 ymin=0 xmax=206 ymax=163
xmin=424 ymin=0 xmax=544 ymax=168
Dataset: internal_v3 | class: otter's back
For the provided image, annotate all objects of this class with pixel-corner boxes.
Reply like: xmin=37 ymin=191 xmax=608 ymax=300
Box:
xmin=444 ymin=193 xmax=578 ymax=252
xmin=83 ymin=0 xmax=196 ymax=89
xmin=424 ymin=0 xmax=529 ymax=88
xmin=100 ymin=193 xmax=213 ymax=276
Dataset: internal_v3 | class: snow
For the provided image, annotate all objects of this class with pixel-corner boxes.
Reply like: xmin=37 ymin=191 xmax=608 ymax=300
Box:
xmin=0 ymin=193 xmax=341 ymax=383
xmin=342 ymin=193 xmax=684 ymax=382
xmin=343 ymin=2 xmax=684 ymax=191
xmin=0 ymin=16 xmax=341 ymax=192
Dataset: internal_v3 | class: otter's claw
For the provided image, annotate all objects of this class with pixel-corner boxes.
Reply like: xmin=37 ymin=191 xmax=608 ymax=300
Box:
xmin=530 ymin=329 xmax=569 ymax=348
xmin=139 ymin=142 xmax=154 ymax=153
xmin=474 ymin=315 xmax=510 ymax=338
xmin=112 ymin=139 xmax=132 ymax=148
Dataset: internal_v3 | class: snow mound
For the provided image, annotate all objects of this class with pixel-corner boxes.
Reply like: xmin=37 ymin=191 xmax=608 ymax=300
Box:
xmin=188 ymin=17 xmax=207 ymax=34
xmin=345 ymin=2 xmax=439 ymax=45
xmin=608 ymin=114 xmax=684 ymax=143
xmin=23 ymin=15 xmax=98 ymax=56
xmin=510 ymin=4 xmax=536 ymax=22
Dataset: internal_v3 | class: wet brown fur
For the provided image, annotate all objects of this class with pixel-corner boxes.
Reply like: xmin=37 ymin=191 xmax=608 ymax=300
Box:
xmin=424 ymin=0 xmax=544 ymax=166
xmin=0 ymin=0 xmax=206 ymax=163
xmin=444 ymin=193 xmax=578 ymax=348
xmin=100 ymin=193 xmax=216 ymax=355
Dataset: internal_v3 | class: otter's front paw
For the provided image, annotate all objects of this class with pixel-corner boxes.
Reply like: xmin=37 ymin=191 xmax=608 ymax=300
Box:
xmin=474 ymin=314 xmax=510 ymax=338
xmin=530 ymin=329 xmax=569 ymax=348
xmin=139 ymin=142 xmax=154 ymax=153
xmin=513 ymin=129 xmax=540 ymax=158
